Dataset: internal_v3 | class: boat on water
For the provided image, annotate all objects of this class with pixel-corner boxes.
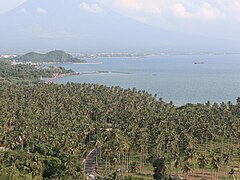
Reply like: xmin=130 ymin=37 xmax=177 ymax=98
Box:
xmin=194 ymin=61 xmax=204 ymax=64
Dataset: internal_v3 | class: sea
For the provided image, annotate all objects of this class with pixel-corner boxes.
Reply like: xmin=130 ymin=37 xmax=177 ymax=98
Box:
xmin=53 ymin=54 xmax=240 ymax=106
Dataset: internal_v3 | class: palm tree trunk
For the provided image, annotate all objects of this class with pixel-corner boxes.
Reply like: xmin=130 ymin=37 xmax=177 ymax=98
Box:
xmin=210 ymin=139 xmax=213 ymax=154
xmin=99 ymin=148 xmax=102 ymax=164
xmin=205 ymin=137 xmax=208 ymax=153
xmin=227 ymin=138 xmax=230 ymax=153
xmin=221 ymin=136 xmax=224 ymax=155
xmin=121 ymin=154 xmax=124 ymax=173
xmin=105 ymin=157 xmax=108 ymax=171
xmin=127 ymin=154 xmax=129 ymax=172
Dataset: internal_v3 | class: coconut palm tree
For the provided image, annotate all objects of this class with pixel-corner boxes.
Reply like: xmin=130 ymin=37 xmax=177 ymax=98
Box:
xmin=228 ymin=168 xmax=237 ymax=180
xmin=174 ymin=154 xmax=181 ymax=177
xmin=182 ymin=162 xmax=192 ymax=180
xmin=198 ymin=154 xmax=208 ymax=178
xmin=211 ymin=155 xmax=221 ymax=180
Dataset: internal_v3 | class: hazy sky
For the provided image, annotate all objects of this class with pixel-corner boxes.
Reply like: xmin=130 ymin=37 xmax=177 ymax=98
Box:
xmin=0 ymin=0 xmax=27 ymax=14
xmin=100 ymin=0 xmax=240 ymax=40
xmin=2 ymin=0 xmax=240 ymax=39
xmin=0 ymin=0 xmax=240 ymax=52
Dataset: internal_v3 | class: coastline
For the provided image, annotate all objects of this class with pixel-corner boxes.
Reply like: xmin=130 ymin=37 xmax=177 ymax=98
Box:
xmin=73 ymin=62 xmax=103 ymax=65
xmin=43 ymin=72 xmax=80 ymax=83
xmin=44 ymin=70 xmax=129 ymax=83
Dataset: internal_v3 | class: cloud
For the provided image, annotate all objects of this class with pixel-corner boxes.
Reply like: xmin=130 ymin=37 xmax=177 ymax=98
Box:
xmin=79 ymin=2 xmax=104 ymax=13
xmin=228 ymin=0 xmax=240 ymax=20
xmin=171 ymin=2 xmax=225 ymax=21
xmin=115 ymin=0 xmax=162 ymax=14
xmin=172 ymin=3 xmax=190 ymax=18
xmin=101 ymin=0 xmax=228 ymax=21
xmin=196 ymin=3 xmax=225 ymax=21
xmin=36 ymin=7 xmax=47 ymax=14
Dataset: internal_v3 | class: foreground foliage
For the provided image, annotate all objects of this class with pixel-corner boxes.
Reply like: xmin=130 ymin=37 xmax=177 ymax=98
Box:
xmin=0 ymin=82 xmax=240 ymax=179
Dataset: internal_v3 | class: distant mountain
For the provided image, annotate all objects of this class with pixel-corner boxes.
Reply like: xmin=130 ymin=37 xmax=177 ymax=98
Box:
xmin=0 ymin=0 xmax=239 ymax=53
xmin=17 ymin=50 xmax=86 ymax=63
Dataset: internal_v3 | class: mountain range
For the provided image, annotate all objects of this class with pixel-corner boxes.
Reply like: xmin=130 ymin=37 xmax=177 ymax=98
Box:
xmin=0 ymin=0 xmax=239 ymax=53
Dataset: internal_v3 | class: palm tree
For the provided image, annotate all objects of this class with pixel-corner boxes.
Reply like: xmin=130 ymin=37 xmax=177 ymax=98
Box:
xmin=222 ymin=152 xmax=230 ymax=164
xmin=211 ymin=155 xmax=221 ymax=180
xmin=228 ymin=168 xmax=237 ymax=180
xmin=197 ymin=154 xmax=208 ymax=178
xmin=152 ymin=157 xmax=166 ymax=180
xmin=174 ymin=154 xmax=181 ymax=177
xmin=182 ymin=162 xmax=192 ymax=180
xmin=184 ymin=148 xmax=195 ymax=162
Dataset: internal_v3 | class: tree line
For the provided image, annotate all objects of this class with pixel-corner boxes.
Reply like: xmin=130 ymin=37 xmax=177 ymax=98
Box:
xmin=0 ymin=82 xmax=239 ymax=179
xmin=0 ymin=61 xmax=73 ymax=84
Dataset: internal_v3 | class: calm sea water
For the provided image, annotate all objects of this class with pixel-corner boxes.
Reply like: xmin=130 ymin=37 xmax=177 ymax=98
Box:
xmin=53 ymin=55 xmax=240 ymax=105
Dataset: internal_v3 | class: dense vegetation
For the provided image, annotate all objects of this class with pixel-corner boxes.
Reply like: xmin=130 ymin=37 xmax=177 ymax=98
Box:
xmin=16 ymin=50 xmax=87 ymax=63
xmin=0 ymin=61 xmax=73 ymax=84
xmin=0 ymin=82 xmax=240 ymax=179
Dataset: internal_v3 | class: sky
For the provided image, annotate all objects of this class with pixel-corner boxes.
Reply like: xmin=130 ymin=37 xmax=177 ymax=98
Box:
xmin=0 ymin=0 xmax=240 ymax=53
xmin=100 ymin=0 xmax=240 ymax=40
xmin=0 ymin=0 xmax=27 ymax=14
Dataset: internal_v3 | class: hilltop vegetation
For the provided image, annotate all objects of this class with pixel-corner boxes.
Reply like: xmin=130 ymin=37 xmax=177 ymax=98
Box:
xmin=0 ymin=82 xmax=240 ymax=179
xmin=16 ymin=50 xmax=87 ymax=63
xmin=0 ymin=61 xmax=73 ymax=84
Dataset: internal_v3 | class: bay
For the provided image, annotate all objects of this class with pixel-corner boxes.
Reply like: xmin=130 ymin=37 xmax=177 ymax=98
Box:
xmin=53 ymin=54 xmax=240 ymax=105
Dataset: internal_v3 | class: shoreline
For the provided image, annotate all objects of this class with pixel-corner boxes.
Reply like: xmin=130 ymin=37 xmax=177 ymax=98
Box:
xmin=73 ymin=62 xmax=103 ymax=65
xmin=43 ymin=72 xmax=80 ymax=83
xmin=44 ymin=70 xmax=129 ymax=83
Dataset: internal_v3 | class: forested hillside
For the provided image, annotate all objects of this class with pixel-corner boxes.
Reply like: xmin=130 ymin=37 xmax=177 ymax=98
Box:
xmin=0 ymin=82 xmax=239 ymax=179
xmin=16 ymin=50 xmax=86 ymax=63
xmin=0 ymin=61 xmax=73 ymax=84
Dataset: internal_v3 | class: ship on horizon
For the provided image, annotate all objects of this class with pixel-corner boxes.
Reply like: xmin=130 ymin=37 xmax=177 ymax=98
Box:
xmin=194 ymin=61 xmax=204 ymax=64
